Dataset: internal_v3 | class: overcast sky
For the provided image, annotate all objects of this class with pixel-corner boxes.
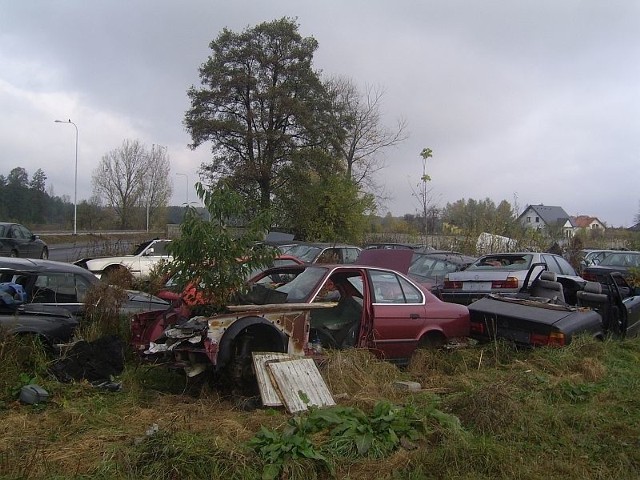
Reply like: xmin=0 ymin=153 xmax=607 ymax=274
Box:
xmin=1 ymin=1 xmax=638 ymax=227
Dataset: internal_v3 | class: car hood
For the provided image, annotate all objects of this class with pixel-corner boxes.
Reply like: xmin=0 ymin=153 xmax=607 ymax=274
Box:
xmin=124 ymin=290 xmax=169 ymax=308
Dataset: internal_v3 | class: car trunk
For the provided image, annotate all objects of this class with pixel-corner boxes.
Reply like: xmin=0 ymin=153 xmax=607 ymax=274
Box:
xmin=468 ymin=295 xmax=600 ymax=346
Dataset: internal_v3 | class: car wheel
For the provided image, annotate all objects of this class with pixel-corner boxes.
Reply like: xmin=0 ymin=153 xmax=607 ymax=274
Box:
xmin=102 ymin=265 xmax=133 ymax=287
xmin=9 ymin=250 xmax=18 ymax=258
xmin=40 ymin=247 xmax=49 ymax=259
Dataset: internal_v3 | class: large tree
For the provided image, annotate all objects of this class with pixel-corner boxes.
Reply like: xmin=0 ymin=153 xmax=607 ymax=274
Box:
xmin=325 ymin=77 xmax=408 ymax=195
xmin=92 ymin=139 xmax=172 ymax=229
xmin=185 ymin=17 xmax=334 ymax=212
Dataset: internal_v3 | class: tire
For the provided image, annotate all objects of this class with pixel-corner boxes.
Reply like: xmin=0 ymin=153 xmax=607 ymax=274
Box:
xmin=102 ymin=265 xmax=133 ymax=286
xmin=40 ymin=247 xmax=49 ymax=259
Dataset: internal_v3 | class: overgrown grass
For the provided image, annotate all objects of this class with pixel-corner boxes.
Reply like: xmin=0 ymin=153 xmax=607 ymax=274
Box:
xmin=1 ymin=336 xmax=639 ymax=479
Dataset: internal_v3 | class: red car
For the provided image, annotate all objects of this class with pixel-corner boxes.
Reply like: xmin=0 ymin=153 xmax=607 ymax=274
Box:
xmin=131 ymin=251 xmax=469 ymax=386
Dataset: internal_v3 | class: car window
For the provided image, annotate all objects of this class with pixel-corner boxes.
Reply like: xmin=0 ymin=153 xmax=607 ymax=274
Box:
xmin=9 ymin=226 xmax=24 ymax=239
xmin=275 ymin=266 xmax=328 ymax=302
xmin=286 ymin=245 xmax=322 ymax=263
xmin=553 ymin=255 xmax=577 ymax=275
xmin=369 ymin=270 xmax=423 ymax=304
xmin=18 ymin=225 xmax=32 ymax=238
xmin=316 ymin=248 xmax=340 ymax=264
xmin=343 ymin=248 xmax=360 ymax=264
xmin=0 ymin=225 xmax=5 ymax=237
xmin=33 ymin=273 xmax=91 ymax=303
xmin=468 ymin=254 xmax=532 ymax=270
xmin=149 ymin=240 xmax=171 ymax=256
xmin=312 ymin=277 xmax=341 ymax=302
xmin=600 ymin=253 xmax=637 ymax=267
xmin=541 ymin=254 xmax=562 ymax=274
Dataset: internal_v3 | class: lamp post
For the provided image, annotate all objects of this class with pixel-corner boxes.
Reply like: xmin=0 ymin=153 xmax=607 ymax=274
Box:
xmin=176 ymin=173 xmax=188 ymax=205
xmin=54 ymin=119 xmax=78 ymax=235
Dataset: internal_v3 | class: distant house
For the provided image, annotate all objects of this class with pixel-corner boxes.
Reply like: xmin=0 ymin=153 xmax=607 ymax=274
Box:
xmin=571 ymin=215 xmax=606 ymax=234
xmin=518 ymin=204 xmax=572 ymax=237
xmin=518 ymin=205 xmax=606 ymax=238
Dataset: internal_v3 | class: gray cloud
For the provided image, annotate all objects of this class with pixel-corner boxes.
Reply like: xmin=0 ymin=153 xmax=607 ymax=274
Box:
xmin=1 ymin=0 xmax=638 ymax=226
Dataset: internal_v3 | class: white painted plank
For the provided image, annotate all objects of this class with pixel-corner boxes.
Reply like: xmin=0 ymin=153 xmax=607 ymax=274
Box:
xmin=267 ymin=358 xmax=335 ymax=413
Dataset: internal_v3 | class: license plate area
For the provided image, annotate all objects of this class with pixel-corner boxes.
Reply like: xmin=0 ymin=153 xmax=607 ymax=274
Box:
xmin=462 ymin=282 xmax=492 ymax=292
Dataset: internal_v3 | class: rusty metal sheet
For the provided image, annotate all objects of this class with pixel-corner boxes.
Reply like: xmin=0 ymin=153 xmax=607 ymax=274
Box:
xmin=266 ymin=357 xmax=336 ymax=413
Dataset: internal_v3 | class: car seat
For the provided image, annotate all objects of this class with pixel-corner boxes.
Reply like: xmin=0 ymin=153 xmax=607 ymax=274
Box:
xmin=577 ymin=281 xmax=611 ymax=331
xmin=530 ymin=271 xmax=565 ymax=303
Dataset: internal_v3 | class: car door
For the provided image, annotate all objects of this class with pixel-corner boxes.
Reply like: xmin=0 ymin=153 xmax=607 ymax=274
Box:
xmin=7 ymin=225 xmax=25 ymax=256
xmin=29 ymin=272 xmax=91 ymax=318
xmin=17 ymin=225 xmax=39 ymax=257
xmin=366 ymin=269 xmax=428 ymax=362
xmin=136 ymin=240 xmax=172 ymax=276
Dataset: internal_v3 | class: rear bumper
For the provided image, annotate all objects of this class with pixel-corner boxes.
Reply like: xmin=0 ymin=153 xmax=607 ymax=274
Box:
xmin=440 ymin=292 xmax=489 ymax=305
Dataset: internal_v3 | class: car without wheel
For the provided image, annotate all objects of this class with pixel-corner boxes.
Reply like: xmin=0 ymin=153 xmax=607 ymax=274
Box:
xmin=0 ymin=257 xmax=168 ymax=320
xmin=74 ymin=238 xmax=172 ymax=280
xmin=130 ymin=250 xmax=470 ymax=388
xmin=0 ymin=282 xmax=78 ymax=346
xmin=0 ymin=222 xmax=48 ymax=259
xmin=467 ymin=262 xmax=640 ymax=347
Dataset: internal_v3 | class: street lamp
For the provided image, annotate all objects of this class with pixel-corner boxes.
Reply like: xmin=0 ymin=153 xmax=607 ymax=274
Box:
xmin=54 ymin=119 xmax=78 ymax=235
xmin=176 ymin=173 xmax=188 ymax=205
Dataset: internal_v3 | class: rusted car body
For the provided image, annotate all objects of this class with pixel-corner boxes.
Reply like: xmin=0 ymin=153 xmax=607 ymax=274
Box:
xmin=131 ymin=255 xmax=470 ymax=385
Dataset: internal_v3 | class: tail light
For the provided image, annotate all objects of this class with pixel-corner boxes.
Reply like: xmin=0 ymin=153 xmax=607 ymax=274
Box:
xmin=444 ymin=280 xmax=463 ymax=289
xmin=582 ymin=271 xmax=597 ymax=282
xmin=530 ymin=331 xmax=565 ymax=347
xmin=491 ymin=276 xmax=519 ymax=289
xmin=470 ymin=322 xmax=485 ymax=335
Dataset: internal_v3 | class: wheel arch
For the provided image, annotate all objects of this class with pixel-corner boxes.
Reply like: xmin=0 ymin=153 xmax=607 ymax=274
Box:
xmin=417 ymin=328 xmax=447 ymax=348
xmin=216 ymin=316 xmax=288 ymax=369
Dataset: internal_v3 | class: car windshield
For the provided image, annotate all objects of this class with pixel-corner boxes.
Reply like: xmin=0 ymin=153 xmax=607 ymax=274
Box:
xmin=275 ymin=266 xmax=328 ymax=302
xmin=467 ymin=254 xmax=533 ymax=271
xmin=599 ymin=252 xmax=640 ymax=267
xmin=283 ymin=245 xmax=322 ymax=262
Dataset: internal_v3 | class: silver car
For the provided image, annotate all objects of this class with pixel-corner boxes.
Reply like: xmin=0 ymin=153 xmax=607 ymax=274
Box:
xmin=440 ymin=252 xmax=584 ymax=305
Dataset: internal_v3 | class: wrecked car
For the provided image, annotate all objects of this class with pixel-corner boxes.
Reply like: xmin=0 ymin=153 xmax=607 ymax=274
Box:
xmin=74 ymin=238 xmax=172 ymax=280
xmin=467 ymin=263 xmax=640 ymax=347
xmin=131 ymin=254 xmax=470 ymax=386
xmin=440 ymin=252 xmax=584 ymax=305
xmin=0 ymin=282 xmax=79 ymax=346
xmin=0 ymin=257 xmax=168 ymax=320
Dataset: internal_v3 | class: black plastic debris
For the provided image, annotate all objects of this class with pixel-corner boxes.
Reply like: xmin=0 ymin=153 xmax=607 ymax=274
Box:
xmin=51 ymin=335 xmax=125 ymax=384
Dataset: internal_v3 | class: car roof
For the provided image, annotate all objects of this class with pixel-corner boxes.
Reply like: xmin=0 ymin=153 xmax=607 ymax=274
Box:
xmin=355 ymin=249 xmax=414 ymax=273
xmin=0 ymin=257 xmax=96 ymax=277
xmin=284 ymin=241 xmax=360 ymax=248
